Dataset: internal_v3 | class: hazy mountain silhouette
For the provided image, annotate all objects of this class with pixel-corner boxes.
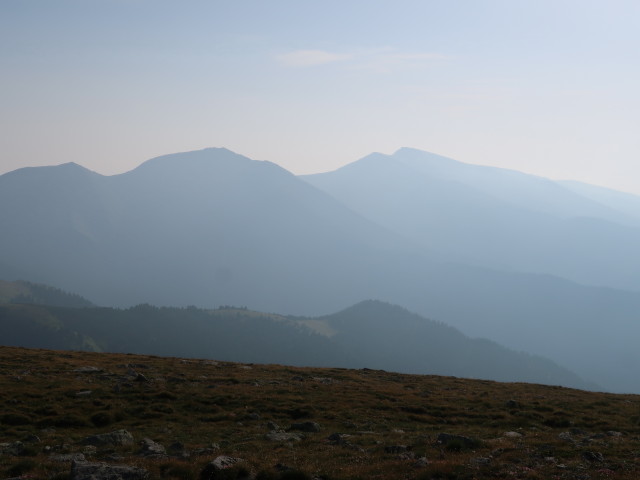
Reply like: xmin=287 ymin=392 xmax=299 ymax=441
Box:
xmin=2 ymin=147 xmax=640 ymax=392
xmin=0 ymin=296 xmax=596 ymax=390
xmin=303 ymin=148 xmax=640 ymax=291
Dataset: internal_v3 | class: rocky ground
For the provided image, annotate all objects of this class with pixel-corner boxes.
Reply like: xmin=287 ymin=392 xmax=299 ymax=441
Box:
xmin=1 ymin=345 xmax=639 ymax=479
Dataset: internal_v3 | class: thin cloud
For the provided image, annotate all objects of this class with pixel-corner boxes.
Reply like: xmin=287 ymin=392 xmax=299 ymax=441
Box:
xmin=275 ymin=47 xmax=448 ymax=71
xmin=276 ymin=49 xmax=353 ymax=67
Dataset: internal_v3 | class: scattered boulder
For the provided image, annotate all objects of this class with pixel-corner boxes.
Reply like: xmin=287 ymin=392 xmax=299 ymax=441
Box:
xmin=138 ymin=438 xmax=166 ymax=458
xmin=558 ymin=432 xmax=574 ymax=443
xmin=267 ymin=422 xmax=280 ymax=431
xmin=327 ymin=433 xmax=351 ymax=445
xmin=50 ymin=453 xmax=86 ymax=463
xmin=504 ymin=431 xmax=523 ymax=438
xmin=0 ymin=441 xmax=26 ymax=456
xmin=200 ymin=456 xmax=247 ymax=480
xmin=504 ymin=399 xmax=520 ymax=409
xmin=82 ymin=429 xmax=134 ymax=447
xmin=82 ymin=445 xmax=98 ymax=456
xmin=265 ymin=432 xmax=304 ymax=442
xmin=70 ymin=460 xmax=149 ymax=480
xmin=289 ymin=421 xmax=321 ymax=433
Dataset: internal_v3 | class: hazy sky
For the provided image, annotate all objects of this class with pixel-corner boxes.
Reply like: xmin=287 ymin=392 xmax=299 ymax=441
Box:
xmin=2 ymin=1 xmax=640 ymax=193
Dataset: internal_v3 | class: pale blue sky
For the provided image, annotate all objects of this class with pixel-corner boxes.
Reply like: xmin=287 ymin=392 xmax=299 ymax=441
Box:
xmin=2 ymin=1 xmax=639 ymax=193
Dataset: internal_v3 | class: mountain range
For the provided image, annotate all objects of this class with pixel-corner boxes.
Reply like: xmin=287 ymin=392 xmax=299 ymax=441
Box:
xmin=2 ymin=147 xmax=640 ymax=392
xmin=0 ymin=280 xmax=594 ymax=390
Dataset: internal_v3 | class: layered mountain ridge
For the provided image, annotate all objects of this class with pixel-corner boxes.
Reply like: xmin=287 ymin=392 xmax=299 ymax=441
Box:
xmin=2 ymin=147 xmax=640 ymax=392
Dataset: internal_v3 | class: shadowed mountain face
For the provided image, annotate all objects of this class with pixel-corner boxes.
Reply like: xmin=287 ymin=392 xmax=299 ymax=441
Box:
xmin=2 ymin=147 xmax=640 ymax=392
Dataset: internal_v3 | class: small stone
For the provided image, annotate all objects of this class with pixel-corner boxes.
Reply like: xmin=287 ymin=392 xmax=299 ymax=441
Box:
xmin=82 ymin=429 xmax=134 ymax=447
xmin=504 ymin=431 xmax=523 ymax=438
xmin=138 ymin=438 xmax=166 ymax=457
xmin=82 ymin=445 xmax=97 ymax=456
xmin=265 ymin=432 xmax=304 ymax=442
xmin=50 ymin=453 xmax=86 ymax=463
xmin=200 ymin=456 xmax=246 ymax=480
xmin=471 ymin=457 xmax=491 ymax=466
xmin=558 ymin=432 xmax=574 ymax=443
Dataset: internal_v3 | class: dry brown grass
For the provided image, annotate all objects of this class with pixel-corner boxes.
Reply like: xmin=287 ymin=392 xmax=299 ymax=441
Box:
xmin=0 ymin=346 xmax=639 ymax=479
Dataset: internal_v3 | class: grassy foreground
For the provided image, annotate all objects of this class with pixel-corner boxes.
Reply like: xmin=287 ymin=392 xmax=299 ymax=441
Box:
xmin=0 ymin=346 xmax=639 ymax=480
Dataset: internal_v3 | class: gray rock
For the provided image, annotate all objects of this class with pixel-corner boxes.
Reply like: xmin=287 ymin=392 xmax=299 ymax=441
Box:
xmin=51 ymin=453 xmax=86 ymax=463
xmin=200 ymin=456 xmax=246 ymax=480
xmin=70 ymin=460 xmax=149 ymax=480
xmin=23 ymin=434 xmax=41 ymax=443
xmin=82 ymin=445 xmax=97 ymax=456
xmin=289 ymin=421 xmax=321 ymax=432
xmin=82 ymin=429 xmax=134 ymax=447
xmin=504 ymin=431 xmax=523 ymax=438
xmin=267 ymin=422 xmax=280 ymax=431
xmin=471 ymin=457 xmax=491 ymax=466
xmin=558 ymin=432 xmax=574 ymax=443
xmin=0 ymin=441 xmax=25 ymax=456
xmin=327 ymin=433 xmax=351 ymax=445
xmin=265 ymin=431 xmax=304 ymax=442
xmin=138 ymin=438 xmax=166 ymax=457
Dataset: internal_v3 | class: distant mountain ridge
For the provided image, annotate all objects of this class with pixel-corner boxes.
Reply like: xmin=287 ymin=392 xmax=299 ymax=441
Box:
xmin=2 ymin=147 xmax=640 ymax=392
xmin=0 ymin=294 xmax=596 ymax=390
xmin=303 ymin=148 xmax=640 ymax=290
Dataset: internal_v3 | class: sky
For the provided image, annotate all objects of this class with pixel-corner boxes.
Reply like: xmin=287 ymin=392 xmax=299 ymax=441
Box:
xmin=1 ymin=0 xmax=640 ymax=193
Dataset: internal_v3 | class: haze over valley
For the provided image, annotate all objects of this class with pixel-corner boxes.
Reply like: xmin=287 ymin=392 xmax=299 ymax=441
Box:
xmin=2 ymin=147 xmax=640 ymax=393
